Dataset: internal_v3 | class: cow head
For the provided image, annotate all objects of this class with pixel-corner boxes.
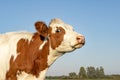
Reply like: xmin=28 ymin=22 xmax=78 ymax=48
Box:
xmin=35 ymin=18 xmax=85 ymax=53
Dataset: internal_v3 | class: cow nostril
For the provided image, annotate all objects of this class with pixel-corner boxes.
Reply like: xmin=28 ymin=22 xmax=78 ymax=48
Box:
xmin=76 ymin=37 xmax=81 ymax=41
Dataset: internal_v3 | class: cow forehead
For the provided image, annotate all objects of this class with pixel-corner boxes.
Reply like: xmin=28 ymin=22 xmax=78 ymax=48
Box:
xmin=49 ymin=18 xmax=74 ymax=33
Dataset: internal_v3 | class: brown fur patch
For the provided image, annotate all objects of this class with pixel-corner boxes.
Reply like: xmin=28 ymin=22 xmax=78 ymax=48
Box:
xmin=49 ymin=27 xmax=65 ymax=49
xmin=6 ymin=33 xmax=49 ymax=80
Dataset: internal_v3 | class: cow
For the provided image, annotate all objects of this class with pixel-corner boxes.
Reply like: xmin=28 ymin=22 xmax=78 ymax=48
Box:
xmin=0 ymin=18 xmax=85 ymax=80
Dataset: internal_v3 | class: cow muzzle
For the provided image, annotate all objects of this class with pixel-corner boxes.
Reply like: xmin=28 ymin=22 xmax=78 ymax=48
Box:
xmin=72 ymin=35 xmax=85 ymax=49
xmin=76 ymin=36 xmax=85 ymax=45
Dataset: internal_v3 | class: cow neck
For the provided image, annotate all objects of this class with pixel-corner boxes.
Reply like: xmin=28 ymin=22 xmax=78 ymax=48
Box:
xmin=30 ymin=33 xmax=50 ymax=77
xmin=47 ymin=47 xmax=63 ymax=66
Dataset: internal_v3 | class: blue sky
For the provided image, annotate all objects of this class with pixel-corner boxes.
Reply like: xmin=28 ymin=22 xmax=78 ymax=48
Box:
xmin=0 ymin=0 xmax=120 ymax=76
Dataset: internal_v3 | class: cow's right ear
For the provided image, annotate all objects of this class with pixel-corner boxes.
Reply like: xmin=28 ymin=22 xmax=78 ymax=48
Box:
xmin=35 ymin=21 xmax=48 ymax=38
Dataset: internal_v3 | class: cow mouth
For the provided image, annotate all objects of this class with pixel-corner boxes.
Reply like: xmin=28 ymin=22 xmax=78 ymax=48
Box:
xmin=72 ymin=43 xmax=85 ymax=49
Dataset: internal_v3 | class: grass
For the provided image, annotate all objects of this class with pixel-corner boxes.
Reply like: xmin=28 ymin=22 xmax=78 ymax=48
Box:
xmin=46 ymin=79 xmax=120 ymax=80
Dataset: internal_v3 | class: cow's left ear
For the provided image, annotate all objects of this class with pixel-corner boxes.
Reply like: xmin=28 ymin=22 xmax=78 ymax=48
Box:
xmin=35 ymin=21 xmax=48 ymax=38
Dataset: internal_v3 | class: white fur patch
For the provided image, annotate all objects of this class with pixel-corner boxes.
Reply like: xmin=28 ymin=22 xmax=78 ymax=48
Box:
xmin=37 ymin=68 xmax=48 ymax=80
xmin=39 ymin=40 xmax=47 ymax=50
xmin=17 ymin=68 xmax=48 ymax=80
xmin=17 ymin=72 xmax=35 ymax=80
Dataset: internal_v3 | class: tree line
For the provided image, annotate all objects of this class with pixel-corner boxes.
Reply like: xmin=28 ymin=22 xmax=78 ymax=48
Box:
xmin=46 ymin=66 xmax=115 ymax=79
xmin=68 ymin=66 xmax=105 ymax=79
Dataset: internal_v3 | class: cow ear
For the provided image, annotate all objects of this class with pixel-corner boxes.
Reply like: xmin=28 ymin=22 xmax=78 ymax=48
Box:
xmin=35 ymin=21 xmax=48 ymax=37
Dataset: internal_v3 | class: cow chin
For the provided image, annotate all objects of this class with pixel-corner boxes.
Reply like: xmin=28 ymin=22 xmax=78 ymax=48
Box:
xmin=55 ymin=46 xmax=75 ymax=53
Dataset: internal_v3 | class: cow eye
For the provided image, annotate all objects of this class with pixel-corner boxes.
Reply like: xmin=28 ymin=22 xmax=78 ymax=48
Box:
xmin=56 ymin=29 xmax=61 ymax=33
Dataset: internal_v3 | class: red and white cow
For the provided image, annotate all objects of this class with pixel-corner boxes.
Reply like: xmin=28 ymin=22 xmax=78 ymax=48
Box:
xmin=0 ymin=18 xmax=85 ymax=80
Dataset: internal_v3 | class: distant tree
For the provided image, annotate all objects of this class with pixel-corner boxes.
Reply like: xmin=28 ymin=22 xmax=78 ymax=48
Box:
xmin=87 ymin=66 xmax=96 ymax=78
xmin=95 ymin=66 xmax=105 ymax=78
xmin=96 ymin=67 xmax=100 ymax=78
xmin=79 ymin=66 xmax=87 ymax=79
xmin=99 ymin=66 xmax=105 ymax=78
xmin=69 ymin=72 xmax=77 ymax=79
